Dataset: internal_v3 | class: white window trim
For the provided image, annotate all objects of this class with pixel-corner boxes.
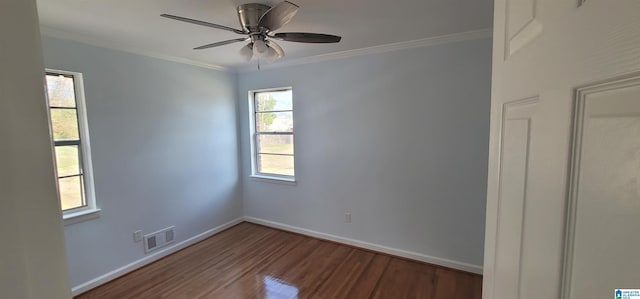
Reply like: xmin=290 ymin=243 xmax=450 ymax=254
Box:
xmin=248 ymin=87 xmax=296 ymax=184
xmin=46 ymin=69 xmax=100 ymax=224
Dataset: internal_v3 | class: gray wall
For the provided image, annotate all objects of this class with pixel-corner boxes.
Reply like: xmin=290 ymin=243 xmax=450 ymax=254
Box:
xmin=238 ymin=38 xmax=492 ymax=267
xmin=41 ymin=36 xmax=243 ymax=287
xmin=0 ymin=1 xmax=71 ymax=298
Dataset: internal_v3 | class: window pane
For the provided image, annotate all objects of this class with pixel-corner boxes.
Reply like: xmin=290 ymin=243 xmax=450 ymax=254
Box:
xmin=46 ymin=74 xmax=76 ymax=108
xmin=50 ymin=108 xmax=79 ymax=140
xmin=258 ymin=154 xmax=294 ymax=176
xmin=58 ymin=176 xmax=85 ymax=210
xmin=256 ymin=111 xmax=293 ymax=132
xmin=255 ymin=90 xmax=292 ymax=112
xmin=258 ymin=135 xmax=294 ymax=155
xmin=54 ymin=145 xmax=81 ymax=177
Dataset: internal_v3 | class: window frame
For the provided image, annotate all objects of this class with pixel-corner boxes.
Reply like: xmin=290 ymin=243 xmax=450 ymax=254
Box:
xmin=45 ymin=69 xmax=100 ymax=224
xmin=248 ymin=87 xmax=296 ymax=183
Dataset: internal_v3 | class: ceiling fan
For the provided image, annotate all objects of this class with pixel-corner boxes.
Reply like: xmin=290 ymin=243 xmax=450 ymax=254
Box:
xmin=161 ymin=1 xmax=342 ymax=63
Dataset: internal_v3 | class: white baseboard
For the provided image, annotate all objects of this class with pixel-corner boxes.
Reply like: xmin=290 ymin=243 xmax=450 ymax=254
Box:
xmin=71 ymin=217 xmax=244 ymax=296
xmin=244 ymin=216 xmax=483 ymax=275
xmin=72 ymin=216 xmax=482 ymax=296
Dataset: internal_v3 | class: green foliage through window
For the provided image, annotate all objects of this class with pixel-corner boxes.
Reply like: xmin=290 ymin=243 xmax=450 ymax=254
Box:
xmin=253 ymin=89 xmax=295 ymax=177
xmin=46 ymin=72 xmax=87 ymax=211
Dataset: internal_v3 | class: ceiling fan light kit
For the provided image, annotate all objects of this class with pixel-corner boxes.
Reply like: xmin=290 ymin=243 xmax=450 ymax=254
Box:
xmin=253 ymin=39 xmax=267 ymax=54
xmin=239 ymin=43 xmax=254 ymax=62
xmin=161 ymin=1 xmax=342 ymax=64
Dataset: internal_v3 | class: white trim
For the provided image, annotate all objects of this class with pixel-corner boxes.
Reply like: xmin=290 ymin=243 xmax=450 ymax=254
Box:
xmin=560 ymin=72 xmax=640 ymax=299
xmin=70 ymin=216 xmax=481 ymax=296
xmin=238 ymin=28 xmax=493 ymax=72
xmin=70 ymin=217 xmax=244 ymax=296
xmin=248 ymin=90 xmax=258 ymax=175
xmin=40 ymin=27 xmax=229 ymax=72
xmin=249 ymin=175 xmax=296 ymax=185
xmin=72 ymin=70 xmax=97 ymax=217
xmin=41 ymin=26 xmax=491 ymax=73
xmin=46 ymin=69 xmax=99 ymax=220
xmin=63 ymin=208 xmax=101 ymax=226
xmin=244 ymin=216 xmax=483 ymax=275
xmin=248 ymin=87 xmax=296 ymax=180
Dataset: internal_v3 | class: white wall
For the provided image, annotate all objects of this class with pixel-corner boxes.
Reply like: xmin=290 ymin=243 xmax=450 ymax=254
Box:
xmin=40 ymin=36 xmax=243 ymax=288
xmin=0 ymin=0 xmax=72 ymax=298
xmin=27 ymin=33 xmax=490 ymax=294
xmin=238 ymin=38 xmax=492 ymax=268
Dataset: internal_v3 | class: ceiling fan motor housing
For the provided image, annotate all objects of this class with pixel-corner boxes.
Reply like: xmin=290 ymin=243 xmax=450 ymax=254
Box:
xmin=237 ymin=3 xmax=271 ymax=33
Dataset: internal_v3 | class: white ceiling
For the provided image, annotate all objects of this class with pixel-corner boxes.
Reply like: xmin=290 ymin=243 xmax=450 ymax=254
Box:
xmin=36 ymin=0 xmax=493 ymax=70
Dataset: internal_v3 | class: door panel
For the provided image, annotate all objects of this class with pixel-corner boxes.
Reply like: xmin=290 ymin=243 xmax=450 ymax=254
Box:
xmin=505 ymin=0 xmax=542 ymax=57
xmin=485 ymin=0 xmax=640 ymax=298
xmin=493 ymin=99 xmax=537 ymax=299
xmin=564 ymin=75 xmax=640 ymax=299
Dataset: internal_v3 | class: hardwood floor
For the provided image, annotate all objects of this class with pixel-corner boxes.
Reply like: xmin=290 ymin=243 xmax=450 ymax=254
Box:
xmin=76 ymin=222 xmax=482 ymax=299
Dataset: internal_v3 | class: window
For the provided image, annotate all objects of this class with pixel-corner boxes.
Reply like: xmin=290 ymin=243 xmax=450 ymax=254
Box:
xmin=249 ymin=88 xmax=295 ymax=181
xmin=45 ymin=70 xmax=98 ymax=221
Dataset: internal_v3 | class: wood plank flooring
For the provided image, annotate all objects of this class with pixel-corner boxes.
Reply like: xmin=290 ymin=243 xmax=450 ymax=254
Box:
xmin=76 ymin=222 xmax=482 ymax=299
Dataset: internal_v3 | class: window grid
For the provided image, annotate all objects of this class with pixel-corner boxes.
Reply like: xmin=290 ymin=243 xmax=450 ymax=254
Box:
xmin=252 ymin=89 xmax=295 ymax=178
xmin=46 ymin=71 xmax=88 ymax=211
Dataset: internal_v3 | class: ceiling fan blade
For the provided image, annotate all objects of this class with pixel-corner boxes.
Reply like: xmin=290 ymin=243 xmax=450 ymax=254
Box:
xmin=194 ymin=38 xmax=248 ymax=50
xmin=161 ymin=14 xmax=246 ymax=35
xmin=258 ymin=1 xmax=299 ymax=32
xmin=266 ymin=40 xmax=285 ymax=58
xmin=273 ymin=32 xmax=341 ymax=43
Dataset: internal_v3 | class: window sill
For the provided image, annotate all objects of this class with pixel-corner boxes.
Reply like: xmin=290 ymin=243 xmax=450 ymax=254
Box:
xmin=250 ymin=175 xmax=296 ymax=185
xmin=63 ymin=208 xmax=101 ymax=226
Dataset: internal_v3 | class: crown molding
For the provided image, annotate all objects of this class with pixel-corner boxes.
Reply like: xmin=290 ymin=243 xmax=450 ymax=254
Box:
xmin=236 ymin=28 xmax=492 ymax=72
xmin=39 ymin=26 xmax=230 ymax=72
xmin=40 ymin=26 xmax=491 ymax=74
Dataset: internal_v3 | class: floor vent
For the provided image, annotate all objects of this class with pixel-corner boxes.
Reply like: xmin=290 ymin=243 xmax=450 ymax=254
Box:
xmin=144 ymin=226 xmax=175 ymax=253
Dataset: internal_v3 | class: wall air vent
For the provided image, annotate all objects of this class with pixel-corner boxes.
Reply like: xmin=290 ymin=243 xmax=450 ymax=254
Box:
xmin=165 ymin=229 xmax=174 ymax=243
xmin=143 ymin=226 xmax=175 ymax=253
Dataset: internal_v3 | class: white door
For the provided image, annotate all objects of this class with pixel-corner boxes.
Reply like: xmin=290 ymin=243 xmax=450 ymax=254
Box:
xmin=483 ymin=1 xmax=640 ymax=298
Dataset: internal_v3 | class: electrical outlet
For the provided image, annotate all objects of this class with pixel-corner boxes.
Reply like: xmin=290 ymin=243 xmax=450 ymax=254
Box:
xmin=345 ymin=212 xmax=352 ymax=223
xmin=133 ymin=230 xmax=143 ymax=242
